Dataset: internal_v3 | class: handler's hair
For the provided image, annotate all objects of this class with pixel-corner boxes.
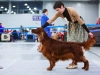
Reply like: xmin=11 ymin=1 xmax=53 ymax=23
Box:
xmin=53 ymin=1 xmax=64 ymax=9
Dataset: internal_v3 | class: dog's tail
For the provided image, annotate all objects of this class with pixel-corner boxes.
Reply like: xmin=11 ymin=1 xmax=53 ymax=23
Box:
xmin=78 ymin=37 xmax=96 ymax=51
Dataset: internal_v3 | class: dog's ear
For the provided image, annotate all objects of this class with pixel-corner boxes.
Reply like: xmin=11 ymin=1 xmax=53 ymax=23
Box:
xmin=38 ymin=32 xmax=44 ymax=42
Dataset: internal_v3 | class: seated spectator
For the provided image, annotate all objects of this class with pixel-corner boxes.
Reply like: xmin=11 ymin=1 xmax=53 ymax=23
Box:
xmin=64 ymin=24 xmax=67 ymax=29
xmin=96 ymin=18 xmax=100 ymax=24
xmin=11 ymin=30 xmax=19 ymax=41
xmin=20 ymin=25 xmax=24 ymax=32
xmin=0 ymin=23 xmax=4 ymax=41
xmin=5 ymin=29 xmax=9 ymax=33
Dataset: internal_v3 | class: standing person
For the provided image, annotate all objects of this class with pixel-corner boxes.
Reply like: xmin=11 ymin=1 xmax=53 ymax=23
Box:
xmin=0 ymin=23 xmax=3 ymax=69
xmin=41 ymin=9 xmax=52 ymax=37
xmin=20 ymin=25 xmax=24 ymax=32
xmin=37 ymin=9 xmax=52 ymax=51
xmin=0 ymin=23 xmax=4 ymax=42
xmin=41 ymin=1 xmax=94 ymax=69
xmin=96 ymin=18 xmax=100 ymax=24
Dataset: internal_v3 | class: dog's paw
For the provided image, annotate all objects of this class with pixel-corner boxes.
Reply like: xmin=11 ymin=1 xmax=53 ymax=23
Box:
xmin=82 ymin=67 xmax=89 ymax=71
xmin=82 ymin=67 xmax=85 ymax=69
xmin=84 ymin=67 xmax=89 ymax=71
xmin=47 ymin=67 xmax=52 ymax=71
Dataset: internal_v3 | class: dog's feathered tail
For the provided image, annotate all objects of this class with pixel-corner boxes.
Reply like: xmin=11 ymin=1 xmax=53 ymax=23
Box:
xmin=78 ymin=37 xmax=96 ymax=50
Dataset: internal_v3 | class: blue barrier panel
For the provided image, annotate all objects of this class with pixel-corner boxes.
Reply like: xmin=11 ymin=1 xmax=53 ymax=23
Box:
xmin=0 ymin=24 xmax=99 ymax=30
xmin=87 ymin=24 xmax=100 ymax=26
xmin=90 ymin=29 xmax=100 ymax=32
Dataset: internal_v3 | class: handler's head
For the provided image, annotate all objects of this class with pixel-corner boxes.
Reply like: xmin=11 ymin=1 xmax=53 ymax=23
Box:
xmin=53 ymin=1 xmax=65 ymax=14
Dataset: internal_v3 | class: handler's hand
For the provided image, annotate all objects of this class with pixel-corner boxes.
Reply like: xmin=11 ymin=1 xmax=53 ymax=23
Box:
xmin=88 ymin=32 xmax=94 ymax=38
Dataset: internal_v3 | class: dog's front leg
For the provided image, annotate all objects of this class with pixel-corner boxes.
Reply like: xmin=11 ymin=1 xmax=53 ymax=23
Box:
xmin=47 ymin=59 xmax=56 ymax=71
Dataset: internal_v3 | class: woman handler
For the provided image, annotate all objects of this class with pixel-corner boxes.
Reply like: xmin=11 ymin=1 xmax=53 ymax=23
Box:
xmin=42 ymin=1 xmax=94 ymax=69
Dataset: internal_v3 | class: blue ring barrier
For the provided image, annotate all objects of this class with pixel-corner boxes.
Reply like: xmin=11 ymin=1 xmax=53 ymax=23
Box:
xmin=0 ymin=24 xmax=99 ymax=29
xmin=0 ymin=24 xmax=99 ymax=41
xmin=0 ymin=24 xmax=99 ymax=31
xmin=87 ymin=24 xmax=100 ymax=26
xmin=90 ymin=29 xmax=100 ymax=32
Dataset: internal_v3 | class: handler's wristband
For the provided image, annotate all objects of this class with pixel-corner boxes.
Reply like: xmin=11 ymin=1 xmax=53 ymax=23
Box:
xmin=81 ymin=24 xmax=90 ymax=33
xmin=42 ymin=22 xmax=49 ymax=28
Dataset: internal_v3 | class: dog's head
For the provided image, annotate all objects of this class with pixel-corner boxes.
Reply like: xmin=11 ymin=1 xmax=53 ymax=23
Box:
xmin=31 ymin=27 xmax=44 ymax=34
xmin=31 ymin=28 xmax=45 ymax=42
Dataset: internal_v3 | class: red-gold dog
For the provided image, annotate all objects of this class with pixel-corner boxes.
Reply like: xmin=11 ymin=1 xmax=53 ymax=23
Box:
xmin=32 ymin=28 xmax=96 ymax=71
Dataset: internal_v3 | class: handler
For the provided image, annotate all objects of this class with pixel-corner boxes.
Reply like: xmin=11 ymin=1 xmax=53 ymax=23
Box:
xmin=42 ymin=1 xmax=94 ymax=69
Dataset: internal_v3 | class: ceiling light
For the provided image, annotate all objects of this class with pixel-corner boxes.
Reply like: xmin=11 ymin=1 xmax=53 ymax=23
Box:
xmin=34 ymin=7 xmax=37 ymax=10
xmin=5 ymin=8 xmax=7 ymax=10
xmin=29 ymin=8 xmax=31 ymax=10
xmin=7 ymin=10 xmax=9 ymax=13
xmin=30 ymin=10 xmax=33 ymax=12
xmin=27 ymin=6 xmax=29 ymax=8
xmin=1 ymin=6 xmax=4 ymax=8
xmin=11 ymin=11 xmax=13 ymax=13
xmin=24 ymin=3 xmax=27 ymax=6
xmin=32 ymin=12 xmax=34 ymax=14
xmin=14 ymin=12 xmax=16 ymax=14
xmin=13 ymin=5 xmax=16 ymax=8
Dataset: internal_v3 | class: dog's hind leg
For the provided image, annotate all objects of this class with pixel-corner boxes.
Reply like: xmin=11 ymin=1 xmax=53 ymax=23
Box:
xmin=80 ymin=56 xmax=89 ymax=70
xmin=47 ymin=58 xmax=56 ymax=71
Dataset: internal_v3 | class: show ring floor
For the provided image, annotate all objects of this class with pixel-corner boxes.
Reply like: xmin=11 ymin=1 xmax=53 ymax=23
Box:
xmin=0 ymin=42 xmax=100 ymax=75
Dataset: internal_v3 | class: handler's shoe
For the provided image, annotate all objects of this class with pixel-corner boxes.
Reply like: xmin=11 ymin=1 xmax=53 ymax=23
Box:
xmin=66 ymin=64 xmax=77 ymax=69
xmin=0 ymin=66 xmax=3 ymax=69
